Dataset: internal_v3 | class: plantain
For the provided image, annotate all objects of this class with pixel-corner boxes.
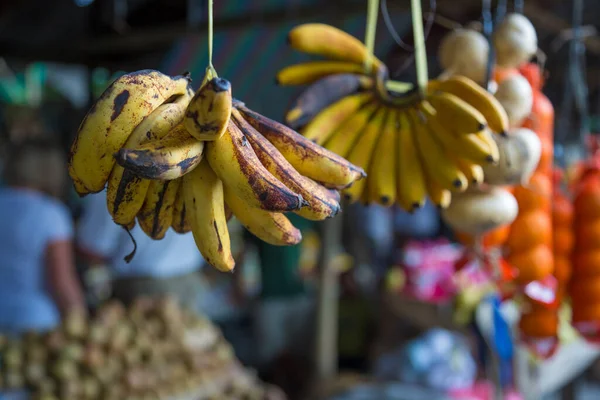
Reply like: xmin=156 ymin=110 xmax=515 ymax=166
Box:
xmin=183 ymin=158 xmax=234 ymax=272
xmin=69 ymin=70 xmax=191 ymax=195
xmin=205 ymin=120 xmax=306 ymax=212
xmin=184 ymin=77 xmax=232 ymax=141
xmin=232 ymin=109 xmax=340 ymax=221
xmin=236 ymin=105 xmax=365 ymax=189
xmin=116 ymin=123 xmax=205 ymax=181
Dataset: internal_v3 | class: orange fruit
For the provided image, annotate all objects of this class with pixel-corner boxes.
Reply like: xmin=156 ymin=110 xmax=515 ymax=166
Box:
xmin=572 ymin=303 xmax=600 ymax=323
xmin=575 ymin=220 xmax=600 ymax=251
xmin=513 ymin=173 xmax=552 ymax=213
xmin=493 ymin=66 xmax=518 ymax=84
xmin=507 ymin=244 xmax=554 ymax=284
xmin=569 ymin=278 xmax=600 ymax=305
xmin=553 ymin=228 xmax=574 ymax=255
xmin=455 ymin=225 xmax=510 ymax=248
xmin=506 ymin=210 xmax=552 ymax=253
xmin=574 ymin=175 xmax=600 ymax=221
xmin=519 ymin=308 xmax=558 ymax=338
xmin=553 ymin=193 xmax=574 ymax=226
xmin=573 ymin=250 xmax=600 ymax=278
xmin=553 ymin=256 xmax=572 ymax=283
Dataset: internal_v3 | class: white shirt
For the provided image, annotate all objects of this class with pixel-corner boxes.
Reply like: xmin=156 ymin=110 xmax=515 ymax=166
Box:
xmin=76 ymin=191 xmax=203 ymax=278
xmin=0 ymin=188 xmax=73 ymax=333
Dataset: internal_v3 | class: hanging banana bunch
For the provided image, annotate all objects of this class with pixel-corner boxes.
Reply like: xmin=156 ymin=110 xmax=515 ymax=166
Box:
xmin=68 ymin=5 xmax=364 ymax=273
xmin=277 ymin=16 xmax=510 ymax=212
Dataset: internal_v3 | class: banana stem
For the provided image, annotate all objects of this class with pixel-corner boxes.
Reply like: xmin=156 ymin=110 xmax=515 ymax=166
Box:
xmin=364 ymin=0 xmax=380 ymax=74
xmin=386 ymin=80 xmax=414 ymax=93
xmin=411 ymin=0 xmax=428 ymax=95
xmin=207 ymin=0 xmax=217 ymax=77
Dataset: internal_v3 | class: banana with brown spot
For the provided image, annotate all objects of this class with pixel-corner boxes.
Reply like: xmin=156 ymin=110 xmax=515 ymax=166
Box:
xmin=69 ymin=70 xmax=192 ymax=195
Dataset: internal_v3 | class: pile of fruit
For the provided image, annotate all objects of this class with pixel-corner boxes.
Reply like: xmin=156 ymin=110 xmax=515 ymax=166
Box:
xmin=0 ymin=298 xmax=282 ymax=400
xmin=68 ymin=69 xmax=363 ymax=271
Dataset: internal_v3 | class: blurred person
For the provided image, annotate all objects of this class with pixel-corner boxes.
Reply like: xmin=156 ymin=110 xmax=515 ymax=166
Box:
xmin=76 ymin=190 xmax=205 ymax=311
xmin=0 ymin=139 xmax=85 ymax=334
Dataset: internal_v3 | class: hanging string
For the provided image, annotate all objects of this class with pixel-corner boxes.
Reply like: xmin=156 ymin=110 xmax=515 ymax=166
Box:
xmin=380 ymin=0 xmax=437 ymax=52
xmin=411 ymin=0 xmax=428 ymax=95
xmin=494 ymin=0 xmax=507 ymax=24
xmin=206 ymin=0 xmax=217 ymax=78
xmin=514 ymin=0 xmax=524 ymax=14
xmin=364 ymin=0 xmax=380 ymax=74
xmin=482 ymin=0 xmax=495 ymax=92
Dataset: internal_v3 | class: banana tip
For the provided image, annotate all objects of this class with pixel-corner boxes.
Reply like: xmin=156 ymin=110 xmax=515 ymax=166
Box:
xmin=211 ymin=77 xmax=231 ymax=92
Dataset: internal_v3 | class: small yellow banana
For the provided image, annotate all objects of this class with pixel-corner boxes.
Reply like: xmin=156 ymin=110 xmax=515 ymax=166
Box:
xmin=184 ymin=77 xmax=232 ymax=141
xmin=116 ymin=124 xmax=205 ymax=181
xmin=410 ymin=109 xmax=468 ymax=192
xmin=183 ymin=158 xmax=234 ymax=272
xmin=205 ymin=121 xmax=305 ymax=212
xmin=276 ymin=61 xmax=365 ymax=86
xmin=107 ymin=95 xmax=191 ymax=226
xmin=171 ymin=182 xmax=191 ymax=234
xmin=426 ymin=180 xmax=452 ymax=209
xmin=236 ymin=105 xmax=365 ymax=189
xmin=69 ymin=71 xmax=191 ymax=195
xmin=324 ymin=102 xmax=378 ymax=158
xmin=342 ymin=107 xmax=388 ymax=203
xmin=301 ymin=92 xmax=373 ymax=144
xmin=429 ymin=76 xmax=509 ymax=135
xmin=368 ymin=109 xmax=399 ymax=206
xmin=138 ymin=179 xmax=180 ymax=240
xmin=427 ymin=92 xmax=487 ymax=134
xmin=232 ymin=109 xmax=340 ymax=221
xmin=419 ymin=101 xmax=498 ymax=164
xmin=455 ymin=158 xmax=484 ymax=185
xmin=397 ymin=112 xmax=427 ymax=212
xmin=224 ymin=188 xmax=302 ymax=246
xmin=288 ymin=23 xmax=384 ymax=69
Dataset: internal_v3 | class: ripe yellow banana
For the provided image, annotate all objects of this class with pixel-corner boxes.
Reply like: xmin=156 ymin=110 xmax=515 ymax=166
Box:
xmin=368 ymin=109 xmax=399 ymax=206
xmin=397 ymin=112 xmax=427 ymax=212
xmin=171 ymin=183 xmax=191 ymax=234
xmin=410 ymin=109 xmax=468 ymax=192
xmin=106 ymin=95 xmax=191 ymax=225
xmin=235 ymin=105 xmax=365 ymax=189
xmin=429 ymin=76 xmax=509 ymax=135
xmin=427 ymin=92 xmax=487 ymax=134
xmin=276 ymin=61 xmax=365 ymax=86
xmin=342 ymin=107 xmax=388 ymax=203
xmin=285 ymin=74 xmax=373 ymax=129
xmin=224 ymin=188 xmax=302 ymax=246
xmin=301 ymin=92 xmax=373 ymax=144
xmin=184 ymin=77 xmax=232 ymax=141
xmin=324 ymin=102 xmax=379 ymax=158
xmin=138 ymin=179 xmax=180 ymax=240
xmin=183 ymin=158 xmax=234 ymax=272
xmin=419 ymin=101 xmax=498 ymax=164
xmin=69 ymin=70 xmax=191 ymax=195
xmin=232 ymin=109 xmax=340 ymax=221
xmin=288 ymin=23 xmax=384 ymax=69
xmin=455 ymin=158 xmax=484 ymax=185
xmin=426 ymin=179 xmax=452 ymax=209
xmin=116 ymin=124 xmax=205 ymax=181
xmin=205 ymin=120 xmax=305 ymax=212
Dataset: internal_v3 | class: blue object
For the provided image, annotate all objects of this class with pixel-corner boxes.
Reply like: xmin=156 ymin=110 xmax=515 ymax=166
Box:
xmin=490 ymin=295 xmax=514 ymax=387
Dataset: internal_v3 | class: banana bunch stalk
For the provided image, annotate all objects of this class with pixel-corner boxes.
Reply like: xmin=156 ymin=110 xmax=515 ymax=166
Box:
xmin=69 ymin=69 xmax=364 ymax=272
xmin=277 ymin=23 xmax=510 ymax=211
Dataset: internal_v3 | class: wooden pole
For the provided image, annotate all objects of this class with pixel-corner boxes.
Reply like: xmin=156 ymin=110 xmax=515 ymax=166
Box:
xmin=314 ymin=215 xmax=343 ymax=383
